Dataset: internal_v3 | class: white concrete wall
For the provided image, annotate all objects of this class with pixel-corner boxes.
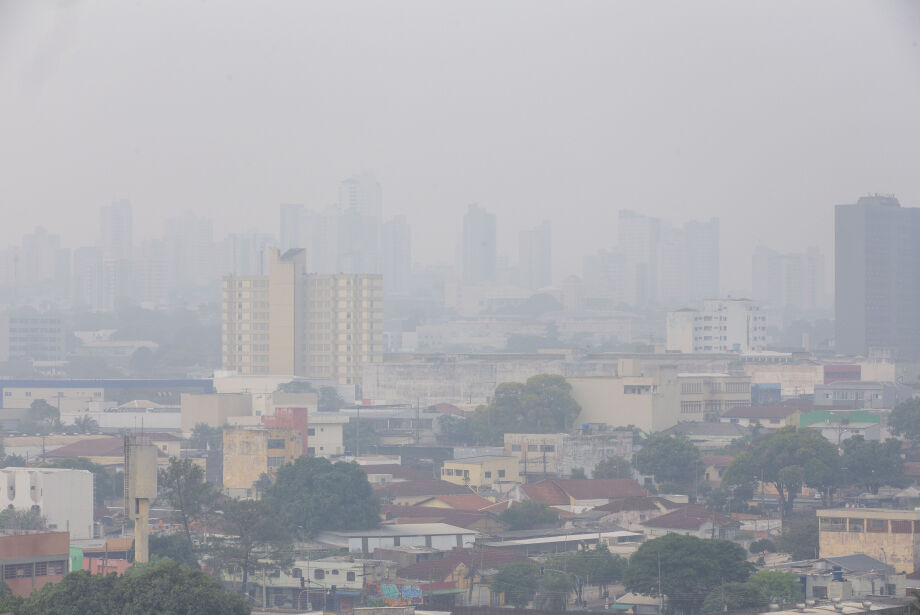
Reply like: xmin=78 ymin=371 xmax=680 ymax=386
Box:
xmin=0 ymin=468 xmax=94 ymax=539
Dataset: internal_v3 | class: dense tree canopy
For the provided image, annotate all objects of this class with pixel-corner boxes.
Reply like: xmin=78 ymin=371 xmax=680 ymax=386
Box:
xmin=634 ymin=433 xmax=702 ymax=494
xmin=841 ymin=436 xmax=905 ymax=494
xmin=0 ymin=559 xmax=249 ymax=615
xmin=776 ymin=514 xmax=819 ymax=560
xmin=461 ymin=375 xmax=581 ymax=445
xmin=747 ymin=570 xmax=803 ymax=604
xmin=890 ymin=398 xmax=920 ymax=441
xmin=0 ymin=508 xmax=46 ymax=531
xmin=499 ymin=500 xmax=560 ymax=530
xmin=546 ymin=544 xmax=626 ymax=604
xmin=593 ymin=456 xmax=632 ymax=479
xmin=701 ymin=582 xmax=768 ymax=615
xmin=158 ymin=457 xmax=219 ymax=550
xmin=625 ymin=534 xmax=753 ymax=615
xmin=492 ymin=562 xmax=539 ymax=608
xmin=723 ymin=427 xmax=839 ymax=518
xmin=189 ymin=423 xmax=223 ymax=450
xmin=263 ymin=456 xmax=380 ymax=536
xmin=213 ymin=499 xmax=290 ymax=597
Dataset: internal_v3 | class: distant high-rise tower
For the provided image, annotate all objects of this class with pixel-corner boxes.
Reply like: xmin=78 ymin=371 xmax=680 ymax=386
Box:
xmin=99 ymin=199 xmax=134 ymax=309
xmin=835 ymin=195 xmax=920 ymax=358
xmin=382 ymin=216 xmax=412 ymax=296
xmin=618 ymin=210 xmax=660 ymax=306
xmin=337 ymin=173 xmax=382 ymax=274
xmin=519 ymin=220 xmax=552 ymax=289
xmin=461 ymin=204 xmax=497 ymax=284
xmin=279 ymin=204 xmax=304 ymax=252
xmin=752 ymin=245 xmax=825 ymax=310
xmin=683 ymin=218 xmax=720 ymax=303
xmin=100 ymin=199 xmax=133 ymax=261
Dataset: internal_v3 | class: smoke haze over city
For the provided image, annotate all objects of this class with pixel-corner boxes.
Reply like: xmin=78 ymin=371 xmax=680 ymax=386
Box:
xmin=2 ymin=1 xmax=920 ymax=289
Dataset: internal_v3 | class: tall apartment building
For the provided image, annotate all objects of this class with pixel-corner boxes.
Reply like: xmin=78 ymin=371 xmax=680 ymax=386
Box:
xmin=221 ymin=249 xmax=383 ymax=386
xmin=518 ymin=220 xmax=552 ymax=289
xmin=752 ymin=245 xmax=825 ymax=310
xmin=835 ymin=195 xmax=920 ymax=359
xmin=666 ymin=298 xmax=768 ymax=353
xmin=678 ymin=372 xmax=751 ymax=421
xmin=461 ymin=203 xmax=497 ymax=284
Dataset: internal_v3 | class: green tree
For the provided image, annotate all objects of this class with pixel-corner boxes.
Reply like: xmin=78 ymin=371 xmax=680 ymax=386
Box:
xmin=499 ymin=500 xmax=560 ymax=530
xmin=493 ymin=562 xmax=539 ymax=608
xmin=343 ymin=418 xmax=381 ymax=454
xmin=263 ymin=456 xmax=379 ymax=536
xmin=547 ymin=544 xmax=625 ymax=603
xmin=723 ymin=427 xmax=839 ymax=519
xmin=45 ymin=458 xmax=123 ymax=506
xmin=593 ymin=456 xmax=632 ymax=479
xmin=189 ymin=423 xmax=223 ymax=450
xmin=775 ymin=514 xmax=819 ymax=560
xmin=1 ymin=559 xmax=249 ymax=615
xmin=0 ymin=454 xmax=27 ymax=468
xmin=129 ymin=533 xmax=200 ymax=568
xmin=469 ymin=375 xmax=581 ymax=445
xmin=436 ymin=414 xmax=475 ymax=445
xmin=536 ymin=570 xmax=575 ymax=611
xmin=276 ymin=379 xmax=315 ymax=394
xmin=570 ymin=467 xmax=587 ymax=479
xmin=749 ymin=538 xmax=777 ymax=554
xmin=20 ymin=399 xmax=62 ymax=435
xmin=701 ymin=582 xmax=768 ymax=615
xmin=841 ymin=436 xmax=905 ymax=494
xmin=0 ymin=508 xmax=46 ymax=531
xmin=747 ymin=570 xmax=803 ymax=605
xmin=634 ymin=434 xmax=702 ymax=494
xmin=72 ymin=415 xmax=99 ymax=434
xmin=318 ymin=386 xmax=345 ymax=412
xmin=158 ymin=458 xmax=219 ymax=550
xmin=890 ymin=398 xmax=920 ymax=441
xmin=214 ymin=499 xmax=289 ymax=598
xmin=625 ymin=534 xmax=753 ymax=615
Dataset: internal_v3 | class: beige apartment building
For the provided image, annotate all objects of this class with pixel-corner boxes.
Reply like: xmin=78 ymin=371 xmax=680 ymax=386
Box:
xmin=678 ymin=373 xmax=751 ymax=422
xmin=222 ymin=427 xmax=302 ymax=498
xmin=816 ymin=508 xmax=920 ymax=573
xmin=221 ymin=249 xmax=383 ymax=386
xmin=440 ymin=456 xmax=522 ymax=488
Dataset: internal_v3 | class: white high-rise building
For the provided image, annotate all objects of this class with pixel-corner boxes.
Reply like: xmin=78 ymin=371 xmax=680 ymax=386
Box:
xmin=666 ymin=298 xmax=768 ymax=354
xmin=461 ymin=204 xmax=497 ymax=284
xmin=279 ymin=203 xmax=304 ymax=252
xmin=752 ymin=245 xmax=825 ymax=310
xmin=518 ymin=220 xmax=552 ymax=289
xmin=382 ymin=216 xmax=412 ymax=296
xmin=100 ymin=199 xmax=133 ymax=261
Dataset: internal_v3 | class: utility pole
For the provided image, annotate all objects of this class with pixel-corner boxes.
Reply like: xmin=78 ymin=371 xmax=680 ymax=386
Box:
xmin=356 ymin=405 xmax=361 ymax=458
xmin=657 ymin=551 xmax=663 ymax=613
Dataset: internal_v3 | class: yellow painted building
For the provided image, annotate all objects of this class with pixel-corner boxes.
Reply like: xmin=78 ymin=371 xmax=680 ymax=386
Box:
xmin=222 ymin=428 xmax=302 ymax=498
xmin=440 ymin=456 xmax=522 ymax=488
xmin=817 ymin=508 xmax=920 ymax=573
xmin=221 ymin=249 xmax=383 ymax=386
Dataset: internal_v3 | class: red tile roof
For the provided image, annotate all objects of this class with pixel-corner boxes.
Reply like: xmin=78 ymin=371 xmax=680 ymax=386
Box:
xmin=398 ymin=547 xmax=527 ymax=581
xmin=380 ymin=505 xmax=493 ymax=530
xmin=702 ymin=455 xmax=734 ymax=468
xmin=641 ymin=504 xmax=740 ymax=530
xmin=593 ymin=496 xmax=682 ymax=514
xmin=523 ymin=478 xmax=649 ymax=505
xmin=45 ymin=436 xmax=125 ymax=458
xmin=904 ymin=462 xmax=920 ymax=477
xmin=374 ymin=479 xmax=473 ymax=498
xmin=422 ymin=494 xmax=495 ymax=511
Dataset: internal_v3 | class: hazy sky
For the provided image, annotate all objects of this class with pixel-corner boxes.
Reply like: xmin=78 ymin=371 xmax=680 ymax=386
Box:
xmin=1 ymin=1 xmax=919 ymax=290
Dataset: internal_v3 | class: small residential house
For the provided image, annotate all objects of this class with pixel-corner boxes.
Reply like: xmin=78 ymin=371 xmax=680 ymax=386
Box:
xmin=397 ymin=547 xmax=529 ymax=608
xmin=516 ymin=478 xmax=649 ymax=513
xmin=373 ymin=480 xmax=473 ymax=506
xmin=719 ymin=404 xmax=801 ymax=429
xmin=702 ymin=455 xmax=733 ymax=487
xmin=592 ymin=496 xmax=682 ymax=532
xmin=641 ymin=504 xmax=740 ymax=539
